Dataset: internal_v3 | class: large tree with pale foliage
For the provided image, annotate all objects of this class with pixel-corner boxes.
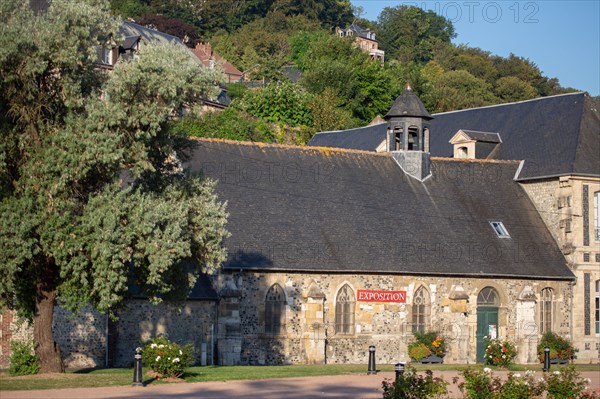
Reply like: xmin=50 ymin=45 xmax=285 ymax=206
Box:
xmin=0 ymin=0 xmax=229 ymax=373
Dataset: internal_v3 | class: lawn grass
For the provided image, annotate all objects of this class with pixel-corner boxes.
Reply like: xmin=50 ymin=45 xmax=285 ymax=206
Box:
xmin=1 ymin=363 xmax=598 ymax=391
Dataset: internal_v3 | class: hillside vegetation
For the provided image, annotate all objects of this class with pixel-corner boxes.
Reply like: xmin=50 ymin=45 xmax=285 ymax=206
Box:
xmin=112 ymin=1 xmax=578 ymax=144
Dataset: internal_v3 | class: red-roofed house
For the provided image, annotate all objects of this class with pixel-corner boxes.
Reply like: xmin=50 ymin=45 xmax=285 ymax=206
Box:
xmin=192 ymin=42 xmax=243 ymax=83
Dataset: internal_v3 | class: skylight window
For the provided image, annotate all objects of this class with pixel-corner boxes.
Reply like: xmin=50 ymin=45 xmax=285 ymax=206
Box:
xmin=490 ymin=221 xmax=510 ymax=238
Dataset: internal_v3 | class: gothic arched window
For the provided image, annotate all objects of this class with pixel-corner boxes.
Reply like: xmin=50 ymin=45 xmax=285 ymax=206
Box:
xmin=335 ymin=284 xmax=355 ymax=334
xmin=265 ymin=284 xmax=286 ymax=335
xmin=412 ymin=286 xmax=430 ymax=333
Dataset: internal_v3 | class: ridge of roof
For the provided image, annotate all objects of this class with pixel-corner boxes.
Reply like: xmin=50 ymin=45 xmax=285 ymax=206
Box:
xmin=311 ymin=122 xmax=386 ymax=135
xmin=191 ymin=137 xmax=520 ymax=164
xmin=433 ymin=91 xmax=586 ymax=116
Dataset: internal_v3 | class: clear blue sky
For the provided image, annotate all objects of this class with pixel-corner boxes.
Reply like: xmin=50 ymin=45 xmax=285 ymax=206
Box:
xmin=350 ymin=0 xmax=600 ymax=96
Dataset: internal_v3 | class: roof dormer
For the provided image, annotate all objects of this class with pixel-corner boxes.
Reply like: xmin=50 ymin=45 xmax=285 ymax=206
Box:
xmin=449 ymin=129 xmax=502 ymax=160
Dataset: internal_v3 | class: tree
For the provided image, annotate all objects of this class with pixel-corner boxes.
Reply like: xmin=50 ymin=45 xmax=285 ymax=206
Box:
xmin=0 ymin=0 xmax=229 ymax=373
xmin=377 ymin=5 xmax=455 ymax=64
xmin=494 ymin=76 xmax=538 ymax=102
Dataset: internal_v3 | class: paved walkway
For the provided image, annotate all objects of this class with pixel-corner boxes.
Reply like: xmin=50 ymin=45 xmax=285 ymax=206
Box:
xmin=2 ymin=370 xmax=599 ymax=399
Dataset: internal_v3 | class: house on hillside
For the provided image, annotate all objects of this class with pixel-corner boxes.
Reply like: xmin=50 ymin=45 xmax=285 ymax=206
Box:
xmin=336 ymin=24 xmax=385 ymax=63
xmin=96 ymin=21 xmax=231 ymax=111
xmin=309 ymin=90 xmax=600 ymax=363
xmin=191 ymin=42 xmax=243 ymax=84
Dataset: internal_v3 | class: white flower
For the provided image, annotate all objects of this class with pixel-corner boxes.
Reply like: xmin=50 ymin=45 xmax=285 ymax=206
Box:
xmin=553 ymin=371 xmax=560 ymax=375
xmin=525 ymin=370 xmax=535 ymax=377
xmin=150 ymin=343 xmax=158 ymax=348
xmin=514 ymin=373 xmax=521 ymax=378
xmin=484 ymin=367 xmax=491 ymax=373
xmin=524 ymin=381 xmax=529 ymax=386
xmin=158 ymin=344 xmax=165 ymax=348
xmin=489 ymin=355 xmax=493 ymax=358
xmin=179 ymin=350 xmax=183 ymax=355
xmin=135 ymin=347 xmax=142 ymax=353
xmin=156 ymin=355 xmax=161 ymax=361
xmin=173 ymin=358 xmax=180 ymax=363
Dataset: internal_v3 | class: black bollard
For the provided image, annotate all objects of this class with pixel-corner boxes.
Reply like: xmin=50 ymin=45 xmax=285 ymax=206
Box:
xmin=367 ymin=345 xmax=377 ymax=375
xmin=543 ymin=346 xmax=551 ymax=372
xmin=394 ymin=362 xmax=405 ymax=381
xmin=132 ymin=347 xmax=144 ymax=386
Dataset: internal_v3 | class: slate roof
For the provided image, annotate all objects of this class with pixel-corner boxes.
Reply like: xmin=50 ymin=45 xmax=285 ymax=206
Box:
xmin=184 ymin=139 xmax=573 ymax=281
xmin=120 ymin=21 xmax=185 ymax=46
xmin=308 ymin=92 xmax=600 ymax=180
xmin=308 ymin=123 xmax=387 ymax=151
xmin=459 ymin=130 xmax=502 ymax=143
xmin=385 ymin=87 xmax=433 ymax=120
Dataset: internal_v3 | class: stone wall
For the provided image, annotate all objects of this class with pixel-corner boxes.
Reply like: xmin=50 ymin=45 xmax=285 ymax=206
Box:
xmin=111 ymin=300 xmax=217 ymax=367
xmin=216 ymin=271 xmax=572 ymax=365
xmin=521 ymin=176 xmax=600 ymax=363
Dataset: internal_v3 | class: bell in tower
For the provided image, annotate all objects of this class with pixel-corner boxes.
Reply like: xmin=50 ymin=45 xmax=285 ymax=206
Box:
xmin=384 ymin=83 xmax=434 ymax=181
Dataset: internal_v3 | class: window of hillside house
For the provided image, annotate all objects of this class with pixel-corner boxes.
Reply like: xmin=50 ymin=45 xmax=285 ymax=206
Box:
xmin=335 ymin=284 xmax=355 ymax=334
xmin=540 ymin=288 xmax=553 ymax=334
xmin=265 ymin=284 xmax=286 ymax=335
xmin=412 ymin=286 xmax=430 ymax=333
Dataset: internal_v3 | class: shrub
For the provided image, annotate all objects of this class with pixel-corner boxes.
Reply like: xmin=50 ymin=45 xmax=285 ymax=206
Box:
xmin=382 ymin=365 xmax=448 ymax=399
xmin=537 ymin=332 xmax=576 ymax=362
xmin=544 ymin=366 xmax=588 ymax=399
xmin=408 ymin=331 xmax=446 ymax=361
xmin=484 ymin=337 xmax=517 ymax=367
xmin=9 ymin=341 xmax=39 ymax=376
xmin=140 ymin=336 xmax=193 ymax=379
xmin=458 ymin=368 xmax=544 ymax=399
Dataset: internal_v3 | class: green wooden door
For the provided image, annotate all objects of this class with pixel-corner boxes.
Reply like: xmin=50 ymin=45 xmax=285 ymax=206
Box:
xmin=476 ymin=287 xmax=500 ymax=363
xmin=476 ymin=307 xmax=499 ymax=363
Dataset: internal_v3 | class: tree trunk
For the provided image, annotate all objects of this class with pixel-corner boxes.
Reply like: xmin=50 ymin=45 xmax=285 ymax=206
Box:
xmin=34 ymin=257 xmax=64 ymax=373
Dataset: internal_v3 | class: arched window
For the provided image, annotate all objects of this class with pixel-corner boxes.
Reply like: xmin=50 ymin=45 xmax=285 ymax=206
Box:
xmin=265 ymin=284 xmax=286 ymax=335
xmin=458 ymin=147 xmax=468 ymax=159
xmin=412 ymin=286 xmax=430 ymax=333
xmin=335 ymin=284 xmax=355 ymax=334
xmin=408 ymin=126 xmax=419 ymax=151
xmin=540 ymin=288 xmax=553 ymax=334
xmin=477 ymin=287 xmax=499 ymax=307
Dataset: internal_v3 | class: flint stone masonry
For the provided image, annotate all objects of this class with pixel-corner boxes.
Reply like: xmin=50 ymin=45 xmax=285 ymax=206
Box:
xmin=216 ymin=271 xmax=572 ymax=365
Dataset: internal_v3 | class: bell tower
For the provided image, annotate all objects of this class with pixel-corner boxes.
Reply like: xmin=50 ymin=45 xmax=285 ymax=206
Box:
xmin=384 ymin=83 xmax=434 ymax=181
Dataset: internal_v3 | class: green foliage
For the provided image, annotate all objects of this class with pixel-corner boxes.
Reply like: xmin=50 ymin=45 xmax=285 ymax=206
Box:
xmin=298 ymin=34 xmax=403 ymax=123
xmin=484 ymin=338 xmax=518 ymax=368
xmin=9 ymin=341 xmax=39 ymax=376
xmin=241 ymin=82 xmax=313 ymax=127
xmin=376 ymin=5 xmax=455 ymax=64
xmin=211 ymin=12 xmax=323 ymax=79
xmin=0 ymin=0 xmax=229 ymax=348
xmin=545 ymin=366 xmax=590 ymax=399
xmin=458 ymin=369 xmax=545 ymax=399
xmin=141 ymin=336 xmax=193 ymax=379
xmin=172 ymin=108 xmax=275 ymax=142
xmin=409 ymin=331 xmax=446 ymax=360
xmin=381 ymin=366 xmax=448 ymax=399
xmin=537 ymin=332 xmax=577 ymax=362
xmin=495 ymin=76 xmax=538 ymax=102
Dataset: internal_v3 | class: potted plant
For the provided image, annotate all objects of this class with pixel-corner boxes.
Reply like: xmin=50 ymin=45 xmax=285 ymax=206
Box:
xmin=408 ymin=331 xmax=445 ymax=363
xmin=484 ymin=337 xmax=517 ymax=367
xmin=537 ymin=332 xmax=576 ymax=364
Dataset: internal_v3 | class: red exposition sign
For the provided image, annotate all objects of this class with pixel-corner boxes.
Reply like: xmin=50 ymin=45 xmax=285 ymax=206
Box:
xmin=357 ymin=290 xmax=406 ymax=303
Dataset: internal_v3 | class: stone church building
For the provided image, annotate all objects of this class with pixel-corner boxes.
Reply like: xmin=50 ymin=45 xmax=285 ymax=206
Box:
xmin=1 ymin=89 xmax=598 ymax=369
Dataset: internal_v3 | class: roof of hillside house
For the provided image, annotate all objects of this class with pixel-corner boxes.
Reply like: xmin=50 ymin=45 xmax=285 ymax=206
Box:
xmin=184 ymin=139 xmax=573 ymax=280
xmin=308 ymin=92 xmax=600 ymax=180
xmin=349 ymin=24 xmax=377 ymax=41
xmin=120 ymin=20 xmax=186 ymax=47
xmin=191 ymin=42 xmax=242 ymax=79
